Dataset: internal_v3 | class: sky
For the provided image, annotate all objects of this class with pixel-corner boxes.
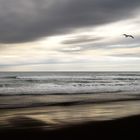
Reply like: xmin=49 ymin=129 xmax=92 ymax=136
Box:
xmin=0 ymin=0 xmax=140 ymax=71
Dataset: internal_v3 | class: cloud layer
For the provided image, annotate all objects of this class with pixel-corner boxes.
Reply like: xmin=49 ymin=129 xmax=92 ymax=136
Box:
xmin=0 ymin=0 xmax=140 ymax=43
xmin=0 ymin=0 xmax=140 ymax=71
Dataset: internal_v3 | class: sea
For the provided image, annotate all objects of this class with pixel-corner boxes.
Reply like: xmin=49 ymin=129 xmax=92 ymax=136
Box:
xmin=0 ymin=72 xmax=140 ymax=128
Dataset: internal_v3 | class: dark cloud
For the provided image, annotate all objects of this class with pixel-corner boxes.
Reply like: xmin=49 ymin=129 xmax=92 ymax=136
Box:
xmin=74 ymin=35 xmax=140 ymax=51
xmin=111 ymin=52 xmax=140 ymax=57
xmin=57 ymin=39 xmax=140 ymax=53
xmin=61 ymin=35 xmax=104 ymax=44
xmin=0 ymin=0 xmax=140 ymax=43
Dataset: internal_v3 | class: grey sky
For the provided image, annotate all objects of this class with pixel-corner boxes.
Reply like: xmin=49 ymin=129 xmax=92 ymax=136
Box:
xmin=0 ymin=0 xmax=140 ymax=43
xmin=0 ymin=0 xmax=140 ymax=71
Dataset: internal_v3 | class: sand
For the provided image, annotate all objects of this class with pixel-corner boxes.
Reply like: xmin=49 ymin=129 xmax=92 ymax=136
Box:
xmin=0 ymin=114 xmax=140 ymax=140
xmin=1 ymin=99 xmax=140 ymax=140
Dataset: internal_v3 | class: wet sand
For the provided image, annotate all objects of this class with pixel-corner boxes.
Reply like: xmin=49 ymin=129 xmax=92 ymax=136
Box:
xmin=1 ymin=99 xmax=140 ymax=140
xmin=0 ymin=115 xmax=140 ymax=140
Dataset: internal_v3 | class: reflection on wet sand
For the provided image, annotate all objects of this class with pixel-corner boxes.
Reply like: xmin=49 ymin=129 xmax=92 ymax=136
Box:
xmin=0 ymin=100 xmax=140 ymax=129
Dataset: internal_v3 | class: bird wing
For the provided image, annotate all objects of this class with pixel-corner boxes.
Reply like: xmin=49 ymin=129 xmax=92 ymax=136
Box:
xmin=129 ymin=35 xmax=134 ymax=38
xmin=123 ymin=34 xmax=128 ymax=37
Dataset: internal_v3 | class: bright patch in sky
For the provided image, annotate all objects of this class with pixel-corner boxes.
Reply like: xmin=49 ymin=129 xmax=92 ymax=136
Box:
xmin=0 ymin=0 xmax=140 ymax=71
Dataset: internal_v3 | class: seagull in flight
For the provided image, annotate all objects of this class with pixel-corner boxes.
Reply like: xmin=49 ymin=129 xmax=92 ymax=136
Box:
xmin=123 ymin=34 xmax=134 ymax=39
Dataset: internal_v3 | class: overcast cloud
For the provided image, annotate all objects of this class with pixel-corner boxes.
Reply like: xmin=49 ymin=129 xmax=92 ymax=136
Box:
xmin=0 ymin=0 xmax=140 ymax=43
xmin=0 ymin=0 xmax=140 ymax=71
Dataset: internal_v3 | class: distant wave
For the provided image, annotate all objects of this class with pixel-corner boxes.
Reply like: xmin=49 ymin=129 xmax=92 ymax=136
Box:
xmin=113 ymin=78 xmax=140 ymax=80
xmin=118 ymin=74 xmax=140 ymax=76
xmin=0 ymin=90 xmax=133 ymax=97
xmin=0 ymin=72 xmax=140 ymax=97
xmin=0 ymin=76 xmax=17 ymax=79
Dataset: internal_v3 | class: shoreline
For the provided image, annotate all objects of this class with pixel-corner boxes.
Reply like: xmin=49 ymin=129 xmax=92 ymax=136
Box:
xmin=1 ymin=92 xmax=140 ymax=140
xmin=0 ymin=92 xmax=140 ymax=109
xmin=1 ymin=100 xmax=140 ymax=128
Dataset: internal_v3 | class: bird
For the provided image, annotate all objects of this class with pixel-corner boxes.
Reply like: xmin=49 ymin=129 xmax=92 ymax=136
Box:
xmin=123 ymin=34 xmax=134 ymax=39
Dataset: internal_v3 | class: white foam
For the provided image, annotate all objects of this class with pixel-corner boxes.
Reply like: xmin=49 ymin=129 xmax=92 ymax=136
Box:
xmin=0 ymin=72 xmax=140 ymax=95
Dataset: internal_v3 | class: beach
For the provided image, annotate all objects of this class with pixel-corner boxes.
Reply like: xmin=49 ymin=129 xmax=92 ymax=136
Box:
xmin=0 ymin=0 xmax=140 ymax=139
xmin=0 ymin=72 xmax=140 ymax=139
xmin=0 ymin=99 xmax=140 ymax=139
xmin=0 ymin=109 xmax=140 ymax=140
xmin=43 ymin=114 xmax=140 ymax=139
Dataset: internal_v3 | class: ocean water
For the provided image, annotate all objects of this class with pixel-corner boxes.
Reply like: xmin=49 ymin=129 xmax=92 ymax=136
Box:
xmin=0 ymin=72 xmax=140 ymax=128
xmin=0 ymin=72 xmax=140 ymax=95
xmin=0 ymin=72 xmax=140 ymax=108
